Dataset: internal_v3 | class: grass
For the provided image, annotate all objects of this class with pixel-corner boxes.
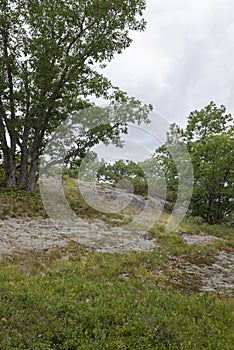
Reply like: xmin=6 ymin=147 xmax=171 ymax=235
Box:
xmin=0 ymin=184 xmax=233 ymax=349
xmin=0 ymin=181 xmax=127 ymax=224
xmin=0 ymin=187 xmax=46 ymax=219
xmin=0 ymin=245 xmax=233 ymax=350
xmin=179 ymin=216 xmax=234 ymax=241
xmin=148 ymin=214 xmax=233 ymax=258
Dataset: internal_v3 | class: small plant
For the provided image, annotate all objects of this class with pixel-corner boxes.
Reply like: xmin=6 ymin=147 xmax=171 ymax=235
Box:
xmin=0 ymin=247 xmax=233 ymax=349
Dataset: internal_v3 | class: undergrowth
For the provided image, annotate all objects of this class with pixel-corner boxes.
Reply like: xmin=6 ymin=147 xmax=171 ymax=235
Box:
xmin=0 ymin=245 xmax=233 ymax=350
xmin=0 ymin=183 xmax=233 ymax=349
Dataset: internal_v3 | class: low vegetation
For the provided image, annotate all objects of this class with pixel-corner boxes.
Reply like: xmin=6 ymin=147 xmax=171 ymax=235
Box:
xmin=0 ymin=187 xmax=46 ymax=219
xmin=0 ymin=186 xmax=233 ymax=349
xmin=0 ymin=1 xmax=233 ymax=347
xmin=0 ymin=244 xmax=233 ymax=350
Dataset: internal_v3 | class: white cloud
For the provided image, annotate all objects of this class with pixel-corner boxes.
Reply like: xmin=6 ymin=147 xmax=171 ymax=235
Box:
xmin=99 ymin=0 xmax=234 ymax=127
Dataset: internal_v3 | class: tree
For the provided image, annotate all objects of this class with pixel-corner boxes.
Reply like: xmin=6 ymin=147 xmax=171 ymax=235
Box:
xmin=184 ymin=102 xmax=234 ymax=223
xmin=98 ymin=159 xmax=146 ymax=194
xmin=141 ymin=123 xmax=190 ymax=203
xmin=0 ymin=0 xmax=148 ymax=190
xmin=142 ymin=102 xmax=234 ymax=223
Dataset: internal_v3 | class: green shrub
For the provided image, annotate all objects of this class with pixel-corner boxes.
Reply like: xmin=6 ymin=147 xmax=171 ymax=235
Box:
xmin=0 ymin=249 xmax=233 ymax=349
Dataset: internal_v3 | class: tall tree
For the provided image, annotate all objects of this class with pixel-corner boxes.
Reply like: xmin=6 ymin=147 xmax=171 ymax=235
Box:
xmin=0 ymin=0 xmax=148 ymax=190
xmin=146 ymin=102 xmax=234 ymax=223
xmin=184 ymin=102 xmax=234 ymax=223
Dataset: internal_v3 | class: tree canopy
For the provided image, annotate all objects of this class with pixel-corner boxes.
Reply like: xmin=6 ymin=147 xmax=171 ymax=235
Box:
xmin=184 ymin=102 xmax=233 ymax=223
xmin=144 ymin=102 xmax=234 ymax=224
xmin=0 ymin=0 xmax=148 ymax=190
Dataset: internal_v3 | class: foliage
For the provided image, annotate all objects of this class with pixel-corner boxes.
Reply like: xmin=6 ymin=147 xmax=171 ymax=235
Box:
xmin=0 ymin=246 xmax=233 ymax=349
xmin=141 ymin=102 xmax=234 ymax=224
xmin=0 ymin=187 xmax=46 ymax=219
xmin=98 ymin=159 xmax=144 ymax=182
xmin=97 ymin=159 xmax=147 ymax=195
xmin=185 ymin=102 xmax=234 ymax=223
xmin=141 ymin=143 xmax=178 ymax=202
xmin=0 ymin=184 xmax=233 ymax=349
xmin=0 ymin=0 xmax=149 ymax=190
xmin=188 ymin=132 xmax=234 ymax=223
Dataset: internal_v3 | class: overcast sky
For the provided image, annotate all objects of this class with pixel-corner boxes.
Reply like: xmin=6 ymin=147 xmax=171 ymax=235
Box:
xmin=100 ymin=0 xmax=234 ymax=128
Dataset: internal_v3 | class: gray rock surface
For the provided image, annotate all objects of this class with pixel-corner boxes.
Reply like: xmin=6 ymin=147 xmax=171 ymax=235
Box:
xmin=0 ymin=216 xmax=157 ymax=257
xmin=181 ymin=232 xmax=224 ymax=245
xmin=0 ymin=184 xmax=233 ymax=295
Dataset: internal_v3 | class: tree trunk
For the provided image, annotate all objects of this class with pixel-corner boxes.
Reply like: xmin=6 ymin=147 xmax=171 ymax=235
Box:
xmin=26 ymin=122 xmax=48 ymax=191
xmin=27 ymin=157 xmax=39 ymax=191
xmin=18 ymin=128 xmax=30 ymax=188
xmin=5 ymin=152 xmax=17 ymax=187
xmin=19 ymin=150 xmax=28 ymax=188
xmin=27 ymin=129 xmax=42 ymax=191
